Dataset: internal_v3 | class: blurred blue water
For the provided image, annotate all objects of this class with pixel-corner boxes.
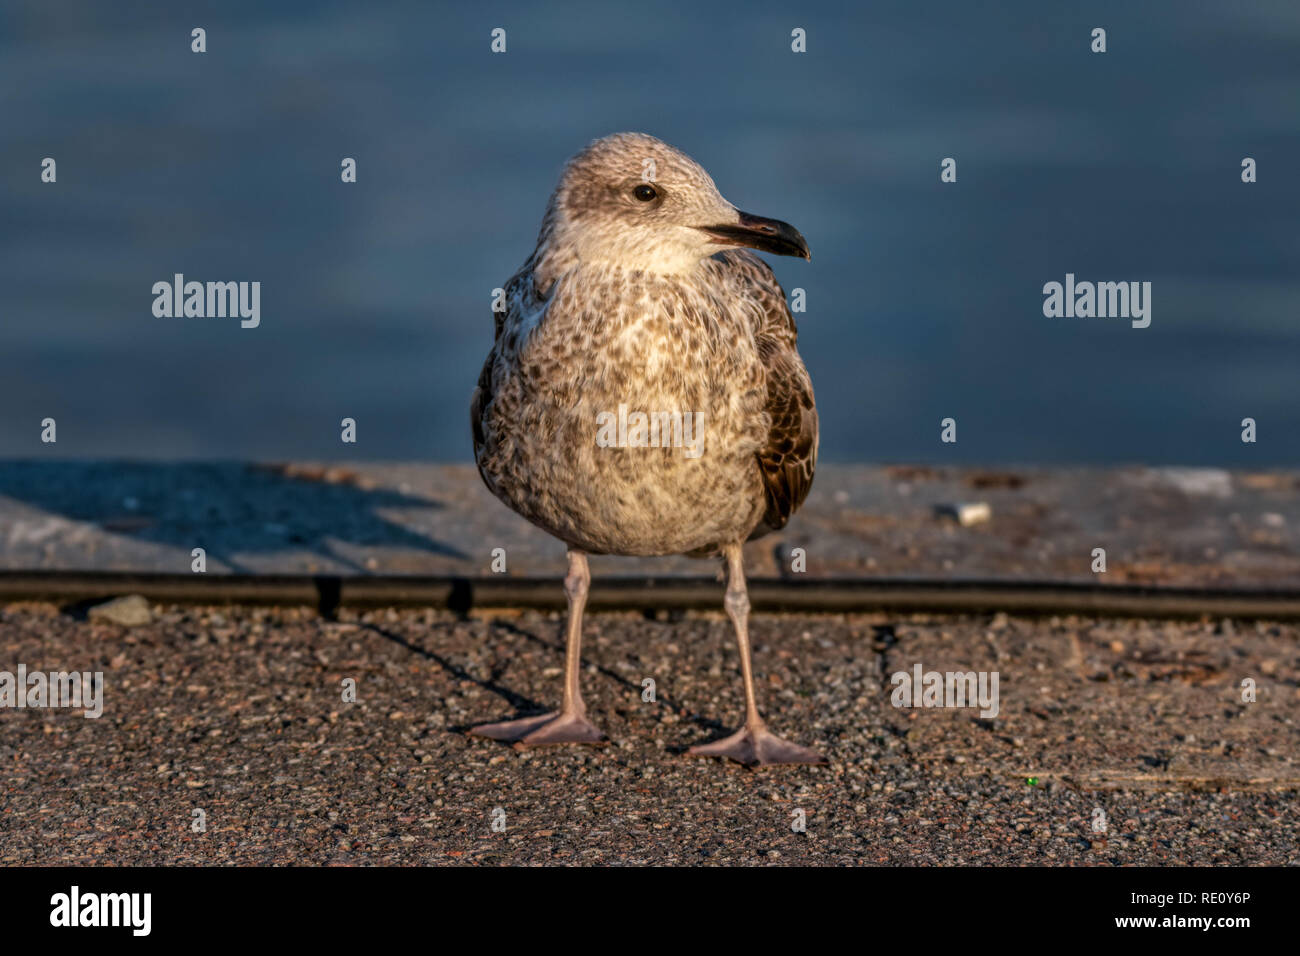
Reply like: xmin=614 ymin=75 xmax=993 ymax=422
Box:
xmin=1 ymin=0 xmax=1297 ymax=464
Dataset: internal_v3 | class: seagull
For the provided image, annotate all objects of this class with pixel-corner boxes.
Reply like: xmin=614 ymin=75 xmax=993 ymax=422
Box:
xmin=469 ymin=132 xmax=822 ymax=766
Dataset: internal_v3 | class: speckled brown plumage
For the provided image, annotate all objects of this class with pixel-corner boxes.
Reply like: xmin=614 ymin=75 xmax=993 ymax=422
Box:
xmin=471 ymin=134 xmax=817 ymax=556
xmin=468 ymin=133 xmax=825 ymax=764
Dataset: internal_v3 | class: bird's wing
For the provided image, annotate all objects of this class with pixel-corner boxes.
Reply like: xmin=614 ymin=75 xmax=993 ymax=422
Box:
xmin=470 ymin=267 xmax=534 ymax=477
xmin=469 ymin=350 xmax=492 ymax=463
xmin=716 ymin=250 xmax=818 ymax=533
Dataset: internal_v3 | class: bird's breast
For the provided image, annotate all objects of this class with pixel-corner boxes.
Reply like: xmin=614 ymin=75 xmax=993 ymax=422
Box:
xmin=476 ymin=270 xmax=770 ymax=554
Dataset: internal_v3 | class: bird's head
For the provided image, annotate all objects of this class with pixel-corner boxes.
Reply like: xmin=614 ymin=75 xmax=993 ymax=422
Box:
xmin=539 ymin=132 xmax=810 ymax=275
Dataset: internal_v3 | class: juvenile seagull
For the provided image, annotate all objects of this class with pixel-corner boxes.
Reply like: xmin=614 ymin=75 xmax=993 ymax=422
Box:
xmin=470 ymin=132 xmax=821 ymax=766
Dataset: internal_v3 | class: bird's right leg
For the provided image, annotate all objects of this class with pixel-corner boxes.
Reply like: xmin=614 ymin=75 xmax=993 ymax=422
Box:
xmin=470 ymin=549 xmax=606 ymax=746
xmin=687 ymin=542 xmax=826 ymax=766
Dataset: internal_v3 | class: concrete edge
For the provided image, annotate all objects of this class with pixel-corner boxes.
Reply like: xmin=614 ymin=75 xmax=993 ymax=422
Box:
xmin=4 ymin=571 xmax=1300 ymax=619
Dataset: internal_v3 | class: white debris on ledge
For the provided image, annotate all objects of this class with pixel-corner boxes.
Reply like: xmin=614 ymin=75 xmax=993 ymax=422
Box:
xmin=935 ymin=501 xmax=992 ymax=527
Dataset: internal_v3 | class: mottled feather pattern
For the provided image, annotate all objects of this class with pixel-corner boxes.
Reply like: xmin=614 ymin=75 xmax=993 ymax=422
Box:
xmin=714 ymin=251 xmax=819 ymax=534
xmin=470 ymin=133 xmax=816 ymax=557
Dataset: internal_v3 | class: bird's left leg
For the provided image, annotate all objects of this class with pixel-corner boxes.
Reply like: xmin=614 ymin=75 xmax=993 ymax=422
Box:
xmin=470 ymin=548 xmax=606 ymax=746
xmin=687 ymin=542 xmax=826 ymax=766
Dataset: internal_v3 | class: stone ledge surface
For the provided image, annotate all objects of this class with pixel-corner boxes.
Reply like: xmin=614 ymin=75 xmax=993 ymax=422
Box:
xmin=0 ymin=462 xmax=1296 ymax=587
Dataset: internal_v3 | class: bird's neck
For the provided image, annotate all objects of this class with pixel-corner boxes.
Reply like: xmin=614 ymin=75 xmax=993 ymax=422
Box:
xmin=536 ymin=234 xmax=708 ymax=284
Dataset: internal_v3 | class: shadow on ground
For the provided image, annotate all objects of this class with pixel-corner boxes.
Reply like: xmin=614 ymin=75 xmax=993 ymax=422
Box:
xmin=0 ymin=460 xmax=466 ymax=573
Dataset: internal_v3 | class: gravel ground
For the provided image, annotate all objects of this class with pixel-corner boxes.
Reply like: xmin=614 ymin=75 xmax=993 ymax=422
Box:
xmin=1 ymin=601 xmax=1297 ymax=865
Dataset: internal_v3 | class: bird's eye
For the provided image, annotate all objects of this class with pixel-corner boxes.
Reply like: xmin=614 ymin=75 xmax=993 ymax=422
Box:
xmin=633 ymin=184 xmax=658 ymax=201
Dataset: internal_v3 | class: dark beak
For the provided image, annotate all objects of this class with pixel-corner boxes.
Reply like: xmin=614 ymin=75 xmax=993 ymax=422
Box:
xmin=700 ymin=211 xmax=811 ymax=260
